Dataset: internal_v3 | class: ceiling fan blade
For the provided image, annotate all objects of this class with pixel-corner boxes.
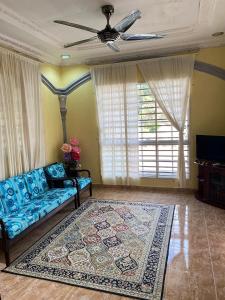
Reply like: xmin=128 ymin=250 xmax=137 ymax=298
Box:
xmin=114 ymin=10 xmax=141 ymax=33
xmin=120 ymin=33 xmax=165 ymax=41
xmin=54 ymin=20 xmax=99 ymax=34
xmin=106 ymin=42 xmax=120 ymax=52
xmin=64 ymin=36 xmax=97 ymax=48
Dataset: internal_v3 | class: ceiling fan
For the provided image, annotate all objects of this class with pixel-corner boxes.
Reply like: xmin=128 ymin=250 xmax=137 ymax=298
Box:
xmin=54 ymin=5 xmax=165 ymax=52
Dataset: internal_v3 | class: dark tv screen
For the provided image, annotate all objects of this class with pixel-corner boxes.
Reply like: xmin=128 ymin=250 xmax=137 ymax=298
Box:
xmin=196 ymin=135 xmax=225 ymax=162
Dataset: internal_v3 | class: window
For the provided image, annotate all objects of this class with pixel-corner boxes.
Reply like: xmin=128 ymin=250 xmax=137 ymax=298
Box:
xmin=138 ymin=83 xmax=189 ymax=179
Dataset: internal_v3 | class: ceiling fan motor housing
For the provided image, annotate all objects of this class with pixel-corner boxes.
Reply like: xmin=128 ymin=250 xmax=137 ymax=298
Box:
xmin=98 ymin=28 xmax=120 ymax=43
xmin=98 ymin=5 xmax=119 ymax=43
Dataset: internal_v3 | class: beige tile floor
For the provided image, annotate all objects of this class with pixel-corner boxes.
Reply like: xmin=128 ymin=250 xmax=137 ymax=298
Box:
xmin=0 ymin=186 xmax=225 ymax=300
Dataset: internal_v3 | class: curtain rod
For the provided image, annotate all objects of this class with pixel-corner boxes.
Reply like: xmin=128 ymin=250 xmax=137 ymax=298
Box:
xmin=0 ymin=43 xmax=44 ymax=63
xmin=88 ymin=48 xmax=199 ymax=67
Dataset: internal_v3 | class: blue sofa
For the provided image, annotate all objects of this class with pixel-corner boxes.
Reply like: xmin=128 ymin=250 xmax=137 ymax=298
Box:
xmin=44 ymin=162 xmax=92 ymax=207
xmin=0 ymin=166 xmax=78 ymax=266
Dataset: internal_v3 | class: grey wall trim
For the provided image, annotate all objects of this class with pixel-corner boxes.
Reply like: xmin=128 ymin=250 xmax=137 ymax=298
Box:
xmin=41 ymin=72 xmax=91 ymax=96
xmin=41 ymin=61 xmax=225 ymax=143
xmin=194 ymin=60 xmax=225 ymax=81
xmin=41 ymin=72 xmax=91 ymax=143
xmin=41 ymin=61 xmax=225 ymax=96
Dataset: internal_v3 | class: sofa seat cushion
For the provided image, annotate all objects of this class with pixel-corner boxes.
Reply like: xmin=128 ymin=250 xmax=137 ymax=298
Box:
xmin=64 ymin=177 xmax=92 ymax=190
xmin=45 ymin=163 xmax=66 ymax=179
xmin=0 ymin=179 xmax=20 ymax=214
xmin=33 ymin=188 xmax=76 ymax=205
xmin=23 ymin=168 xmax=48 ymax=199
xmin=1 ymin=210 xmax=39 ymax=239
xmin=31 ymin=199 xmax=60 ymax=218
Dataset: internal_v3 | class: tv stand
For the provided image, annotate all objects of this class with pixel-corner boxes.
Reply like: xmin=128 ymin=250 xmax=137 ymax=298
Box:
xmin=195 ymin=160 xmax=225 ymax=209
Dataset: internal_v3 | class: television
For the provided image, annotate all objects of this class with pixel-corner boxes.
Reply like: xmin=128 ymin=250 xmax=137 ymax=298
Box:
xmin=196 ymin=135 xmax=225 ymax=163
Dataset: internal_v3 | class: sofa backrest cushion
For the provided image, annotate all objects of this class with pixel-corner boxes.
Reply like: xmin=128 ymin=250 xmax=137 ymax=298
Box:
xmin=35 ymin=168 xmax=49 ymax=192
xmin=0 ymin=179 xmax=21 ymax=214
xmin=23 ymin=168 xmax=48 ymax=199
xmin=11 ymin=175 xmax=31 ymax=205
xmin=45 ymin=163 xmax=66 ymax=179
xmin=0 ymin=195 xmax=6 ymax=218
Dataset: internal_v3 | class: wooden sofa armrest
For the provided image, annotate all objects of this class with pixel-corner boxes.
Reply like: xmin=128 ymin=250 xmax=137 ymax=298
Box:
xmin=47 ymin=177 xmax=78 ymax=188
xmin=70 ymin=169 xmax=91 ymax=178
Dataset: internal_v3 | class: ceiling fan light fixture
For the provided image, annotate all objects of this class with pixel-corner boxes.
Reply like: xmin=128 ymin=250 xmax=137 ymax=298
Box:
xmin=61 ymin=54 xmax=71 ymax=60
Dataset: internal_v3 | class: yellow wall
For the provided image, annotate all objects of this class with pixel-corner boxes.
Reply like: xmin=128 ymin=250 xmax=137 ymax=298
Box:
xmin=190 ymin=47 xmax=225 ymax=188
xmin=41 ymin=64 xmax=63 ymax=163
xmin=42 ymin=46 xmax=225 ymax=188
xmin=61 ymin=65 xmax=101 ymax=183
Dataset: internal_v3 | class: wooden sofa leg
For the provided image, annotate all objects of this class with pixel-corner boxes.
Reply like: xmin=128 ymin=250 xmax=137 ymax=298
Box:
xmin=74 ymin=195 xmax=78 ymax=209
xmin=2 ymin=239 xmax=10 ymax=267
xmin=77 ymin=191 xmax=81 ymax=207
xmin=90 ymin=183 xmax=93 ymax=197
xmin=1 ymin=220 xmax=10 ymax=266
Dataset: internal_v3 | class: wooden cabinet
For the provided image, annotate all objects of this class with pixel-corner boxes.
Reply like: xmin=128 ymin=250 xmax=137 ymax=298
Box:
xmin=196 ymin=161 xmax=225 ymax=209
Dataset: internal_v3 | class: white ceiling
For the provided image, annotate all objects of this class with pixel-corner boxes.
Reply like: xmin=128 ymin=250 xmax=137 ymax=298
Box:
xmin=0 ymin=0 xmax=224 ymax=65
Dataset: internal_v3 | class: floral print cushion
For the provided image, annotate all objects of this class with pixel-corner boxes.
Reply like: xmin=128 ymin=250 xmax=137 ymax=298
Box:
xmin=45 ymin=163 xmax=66 ymax=179
xmin=32 ymin=199 xmax=59 ymax=218
xmin=33 ymin=188 xmax=77 ymax=205
xmin=0 ymin=196 xmax=6 ymax=218
xmin=1 ymin=210 xmax=39 ymax=239
xmin=64 ymin=177 xmax=92 ymax=190
xmin=11 ymin=175 xmax=31 ymax=205
xmin=35 ymin=168 xmax=49 ymax=192
xmin=0 ymin=179 xmax=21 ymax=214
xmin=23 ymin=168 xmax=48 ymax=199
xmin=77 ymin=177 xmax=92 ymax=190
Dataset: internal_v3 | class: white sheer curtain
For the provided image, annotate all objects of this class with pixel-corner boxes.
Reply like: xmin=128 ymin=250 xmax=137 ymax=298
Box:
xmin=92 ymin=63 xmax=139 ymax=185
xmin=0 ymin=48 xmax=45 ymax=179
xmin=138 ymin=54 xmax=194 ymax=187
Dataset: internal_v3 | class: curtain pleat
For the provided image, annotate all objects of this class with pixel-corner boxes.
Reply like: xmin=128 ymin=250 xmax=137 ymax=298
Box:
xmin=138 ymin=54 xmax=195 ymax=187
xmin=92 ymin=63 xmax=139 ymax=185
xmin=0 ymin=49 xmax=45 ymax=179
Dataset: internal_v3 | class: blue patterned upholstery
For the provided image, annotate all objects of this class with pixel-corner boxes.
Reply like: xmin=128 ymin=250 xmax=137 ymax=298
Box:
xmin=11 ymin=175 xmax=31 ymax=205
xmin=77 ymin=177 xmax=92 ymax=190
xmin=45 ymin=163 xmax=66 ymax=179
xmin=33 ymin=188 xmax=76 ymax=205
xmin=35 ymin=168 xmax=49 ymax=192
xmin=1 ymin=210 xmax=39 ymax=239
xmin=23 ymin=168 xmax=48 ymax=199
xmin=0 ymin=197 xmax=5 ymax=218
xmin=0 ymin=166 xmax=77 ymax=240
xmin=64 ymin=177 xmax=92 ymax=190
xmin=0 ymin=179 xmax=20 ymax=214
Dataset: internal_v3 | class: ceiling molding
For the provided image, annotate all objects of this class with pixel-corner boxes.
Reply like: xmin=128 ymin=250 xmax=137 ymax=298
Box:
xmin=0 ymin=32 xmax=59 ymax=64
xmin=0 ymin=0 xmax=224 ymax=66
xmin=0 ymin=3 xmax=60 ymax=46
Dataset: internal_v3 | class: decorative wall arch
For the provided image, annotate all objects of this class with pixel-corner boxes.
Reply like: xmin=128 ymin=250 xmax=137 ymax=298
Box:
xmin=41 ymin=61 xmax=225 ymax=142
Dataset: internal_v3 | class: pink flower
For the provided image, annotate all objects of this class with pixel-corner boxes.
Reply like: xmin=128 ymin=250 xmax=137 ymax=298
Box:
xmin=71 ymin=151 xmax=80 ymax=160
xmin=71 ymin=146 xmax=80 ymax=154
xmin=70 ymin=137 xmax=79 ymax=146
xmin=61 ymin=143 xmax=72 ymax=153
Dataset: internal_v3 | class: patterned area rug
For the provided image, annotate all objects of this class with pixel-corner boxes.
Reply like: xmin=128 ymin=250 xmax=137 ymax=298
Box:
xmin=3 ymin=199 xmax=174 ymax=300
